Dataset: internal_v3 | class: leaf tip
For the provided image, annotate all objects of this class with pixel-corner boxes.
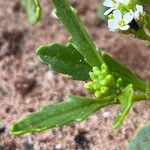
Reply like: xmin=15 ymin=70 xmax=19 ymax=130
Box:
xmin=10 ymin=122 xmax=21 ymax=136
xmin=112 ymin=123 xmax=120 ymax=130
xmin=10 ymin=120 xmax=28 ymax=136
xmin=36 ymin=46 xmax=42 ymax=55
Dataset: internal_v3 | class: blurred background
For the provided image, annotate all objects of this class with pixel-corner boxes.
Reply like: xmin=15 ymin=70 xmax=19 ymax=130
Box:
xmin=0 ymin=0 xmax=150 ymax=149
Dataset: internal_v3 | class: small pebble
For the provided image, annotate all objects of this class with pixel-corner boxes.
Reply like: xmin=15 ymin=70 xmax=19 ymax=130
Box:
xmin=0 ymin=124 xmax=5 ymax=135
xmin=27 ymin=107 xmax=35 ymax=113
xmin=51 ymin=9 xmax=58 ymax=19
xmin=45 ymin=71 xmax=54 ymax=80
xmin=0 ymin=145 xmax=3 ymax=150
xmin=102 ymin=111 xmax=111 ymax=119
xmin=14 ymin=75 xmax=36 ymax=96
xmin=54 ymin=144 xmax=62 ymax=150
xmin=23 ymin=138 xmax=34 ymax=150
xmin=5 ymin=105 xmax=11 ymax=113
xmin=74 ymin=131 xmax=90 ymax=149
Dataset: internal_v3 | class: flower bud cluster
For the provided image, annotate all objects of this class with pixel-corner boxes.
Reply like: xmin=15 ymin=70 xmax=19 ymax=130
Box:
xmin=84 ymin=64 xmax=122 ymax=98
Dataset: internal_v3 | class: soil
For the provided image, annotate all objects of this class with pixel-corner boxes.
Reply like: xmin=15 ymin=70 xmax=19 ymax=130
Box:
xmin=0 ymin=0 xmax=150 ymax=150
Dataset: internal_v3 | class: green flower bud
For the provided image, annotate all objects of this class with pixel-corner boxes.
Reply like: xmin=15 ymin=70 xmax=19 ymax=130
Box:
xmin=93 ymin=67 xmax=100 ymax=73
xmin=108 ymin=14 xmax=114 ymax=19
xmin=118 ymin=0 xmax=137 ymax=13
xmin=116 ymin=78 xmax=122 ymax=88
xmin=100 ymin=86 xmax=109 ymax=94
xmin=84 ymin=64 xmax=122 ymax=98
xmin=93 ymin=83 xmax=101 ymax=90
xmin=89 ymin=72 xmax=97 ymax=81
xmin=101 ymin=64 xmax=109 ymax=77
xmin=95 ymin=91 xmax=103 ymax=98
xmin=103 ymin=75 xmax=115 ymax=86
xmin=84 ymin=82 xmax=94 ymax=92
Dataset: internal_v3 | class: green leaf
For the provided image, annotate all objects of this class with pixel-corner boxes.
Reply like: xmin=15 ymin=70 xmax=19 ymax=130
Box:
xmin=98 ymin=3 xmax=107 ymax=22
xmin=146 ymin=81 xmax=150 ymax=100
xmin=10 ymin=96 xmax=113 ymax=135
xmin=130 ymin=28 xmax=150 ymax=42
xmin=144 ymin=13 xmax=150 ymax=31
xmin=36 ymin=43 xmax=92 ymax=80
xmin=21 ymin=0 xmax=41 ymax=24
xmin=127 ymin=123 xmax=150 ymax=150
xmin=51 ymin=0 xmax=104 ymax=67
xmin=103 ymin=54 xmax=146 ymax=92
xmin=138 ymin=0 xmax=150 ymax=5
xmin=113 ymin=84 xmax=133 ymax=129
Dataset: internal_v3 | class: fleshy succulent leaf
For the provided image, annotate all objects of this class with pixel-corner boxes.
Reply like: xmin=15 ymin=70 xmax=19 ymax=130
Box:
xmin=113 ymin=84 xmax=133 ymax=129
xmin=21 ymin=0 xmax=41 ymax=24
xmin=10 ymin=96 xmax=114 ymax=135
xmin=36 ymin=43 xmax=92 ymax=80
xmin=127 ymin=123 xmax=150 ymax=150
xmin=51 ymin=0 xmax=104 ymax=67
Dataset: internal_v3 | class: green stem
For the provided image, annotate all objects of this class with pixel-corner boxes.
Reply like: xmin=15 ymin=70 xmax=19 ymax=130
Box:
xmin=113 ymin=93 xmax=147 ymax=104
xmin=130 ymin=28 xmax=150 ymax=42
xmin=139 ymin=0 xmax=150 ymax=5
xmin=132 ymin=93 xmax=147 ymax=102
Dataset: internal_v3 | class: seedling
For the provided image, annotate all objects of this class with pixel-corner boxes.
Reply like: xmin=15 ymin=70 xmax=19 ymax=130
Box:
xmin=10 ymin=0 xmax=150 ymax=149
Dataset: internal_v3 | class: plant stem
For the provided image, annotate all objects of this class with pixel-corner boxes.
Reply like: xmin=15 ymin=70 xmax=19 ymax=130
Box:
xmin=130 ymin=28 xmax=150 ymax=42
xmin=103 ymin=93 xmax=148 ymax=105
xmin=132 ymin=93 xmax=147 ymax=102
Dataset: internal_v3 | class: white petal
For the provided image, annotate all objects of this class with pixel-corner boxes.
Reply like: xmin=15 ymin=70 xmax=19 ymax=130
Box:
xmin=104 ymin=7 xmax=114 ymax=15
xmin=123 ymin=13 xmax=133 ymax=24
xmin=134 ymin=12 xmax=139 ymax=20
xmin=117 ymin=0 xmax=124 ymax=3
xmin=135 ymin=5 xmax=139 ymax=10
xmin=129 ymin=10 xmax=134 ymax=15
xmin=113 ymin=10 xmax=122 ymax=20
xmin=139 ymin=5 xmax=143 ymax=13
xmin=119 ymin=25 xmax=130 ymax=30
xmin=108 ymin=19 xmax=119 ymax=30
xmin=103 ymin=0 xmax=113 ymax=7
xmin=118 ymin=0 xmax=129 ymax=4
xmin=137 ymin=5 xmax=143 ymax=14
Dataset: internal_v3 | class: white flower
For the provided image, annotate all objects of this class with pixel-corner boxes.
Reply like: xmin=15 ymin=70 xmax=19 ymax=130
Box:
xmin=108 ymin=10 xmax=133 ymax=31
xmin=103 ymin=0 xmax=130 ymax=15
xmin=130 ymin=4 xmax=144 ymax=20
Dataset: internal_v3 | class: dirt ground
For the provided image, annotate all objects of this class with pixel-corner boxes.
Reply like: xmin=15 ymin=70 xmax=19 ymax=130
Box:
xmin=0 ymin=0 xmax=150 ymax=150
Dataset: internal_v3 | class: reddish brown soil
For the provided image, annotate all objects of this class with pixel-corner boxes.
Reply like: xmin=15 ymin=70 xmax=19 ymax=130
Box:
xmin=0 ymin=0 xmax=150 ymax=150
